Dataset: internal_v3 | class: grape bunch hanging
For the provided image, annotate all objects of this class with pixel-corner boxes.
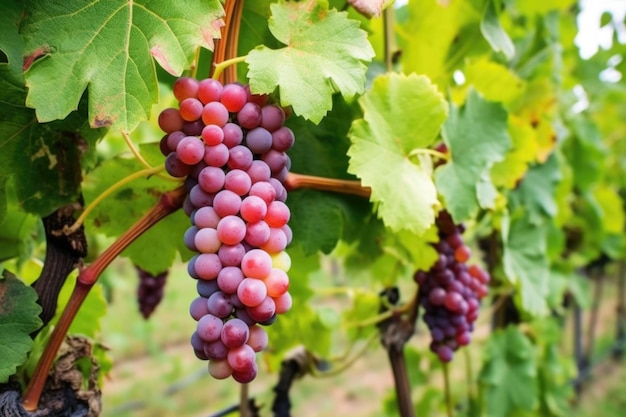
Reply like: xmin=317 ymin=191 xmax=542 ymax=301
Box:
xmin=158 ymin=77 xmax=294 ymax=383
xmin=414 ymin=211 xmax=490 ymax=362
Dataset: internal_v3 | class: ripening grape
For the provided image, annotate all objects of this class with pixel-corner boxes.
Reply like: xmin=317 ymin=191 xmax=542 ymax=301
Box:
xmin=415 ymin=210 xmax=489 ymax=363
xmin=159 ymin=77 xmax=295 ymax=382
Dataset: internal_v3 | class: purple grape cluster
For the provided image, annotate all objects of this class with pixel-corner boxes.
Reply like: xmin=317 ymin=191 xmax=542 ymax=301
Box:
xmin=414 ymin=211 xmax=490 ymax=362
xmin=136 ymin=267 xmax=168 ymax=319
xmin=158 ymin=77 xmax=294 ymax=383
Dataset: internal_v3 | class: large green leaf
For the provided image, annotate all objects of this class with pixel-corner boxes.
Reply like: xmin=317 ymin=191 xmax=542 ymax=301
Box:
xmin=479 ymin=325 xmax=538 ymax=416
xmin=435 ymin=89 xmax=512 ymax=222
xmin=82 ymin=145 xmax=191 ymax=274
xmin=246 ymin=0 xmax=374 ymax=123
xmin=22 ymin=0 xmax=223 ymax=131
xmin=480 ymin=0 xmax=515 ymax=60
xmin=0 ymin=270 xmax=43 ymax=382
xmin=348 ymin=73 xmax=448 ymax=234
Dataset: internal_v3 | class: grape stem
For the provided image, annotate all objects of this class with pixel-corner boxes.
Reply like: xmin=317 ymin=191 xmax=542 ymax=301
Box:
xmin=443 ymin=362 xmax=454 ymax=417
xmin=408 ymin=148 xmax=450 ymax=162
xmin=239 ymin=383 xmax=250 ymax=417
xmin=121 ymin=131 xmax=179 ymax=182
xmin=21 ymin=185 xmax=186 ymax=411
xmin=285 ymin=172 xmax=371 ymax=198
xmin=212 ymin=55 xmax=247 ymax=82
xmin=54 ymin=165 xmax=167 ymax=236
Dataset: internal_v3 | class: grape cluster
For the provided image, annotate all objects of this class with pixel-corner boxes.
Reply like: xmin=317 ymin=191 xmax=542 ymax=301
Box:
xmin=158 ymin=77 xmax=294 ymax=383
xmin=136 ymin=267 xmax=168 ymax=319
xmin=414 ymin=211 xmax=489 ymax=363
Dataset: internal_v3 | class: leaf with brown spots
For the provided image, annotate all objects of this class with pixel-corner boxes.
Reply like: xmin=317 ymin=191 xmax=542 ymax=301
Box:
xmin=0 ymin=270 xmax=43 ymax=383
xmin=21 ymin=0 xmax=224 ymax=131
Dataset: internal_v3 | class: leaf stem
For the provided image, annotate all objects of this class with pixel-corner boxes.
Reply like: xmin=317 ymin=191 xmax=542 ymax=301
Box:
xmin=285 ymin=172 xmax=371 ymax=198
xmin=120 ymin=131 xmax=180 ymax=182
xmin=408 ymin=148 xmax=450 ymax=162
xmin=383 ymin=1 xmax=396 ymax=72
xmin=311 ymin=331 xmax=378 ymax=378
xmin=21 ymin=186 xmax=186 ymax=411
xmin=57 ymin=165 xmax=166 ymax=236
xmin=443 ymin=362 xmax=454 ymax=417
xmin=212 ymin=55 xmax=248 ymax=81
xmin=225 ymin=0 xmax=245 ymax=84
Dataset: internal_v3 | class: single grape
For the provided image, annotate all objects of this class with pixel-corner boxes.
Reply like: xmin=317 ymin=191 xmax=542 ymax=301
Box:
xmin=241 ymin=249 xmax=273 ymax=279
xmin=237 ymin=278 xmax=268 ymax=307
xmin=194 ymin=227 xmax=221 ymax=254
xmin=222 ymin=123 xmax=244 ymax=148
xmin=216 ymin=215 xmax=247 ymax=245
xmin=218 ymin=244 xmax=246 ymax=267
xmin=245 ymin=127 xmax=273 ymax=154
xmin=164 ymin=153 xmax=190 ymax=178
xmin=197 ymin=314 xmax=223 ymax=342
xmin=158 ymin=108 xmax=184 ymax=133
xmin=201 ymin=124 xmax=225 ymax=146
xmin=179 ymin=98 xmax=204 ymax=121
xmin=224 ymin=169 xmax=252 ymax=196
xmin=190 ymin=296 xmax=210 ymax=320
xmin=208 ymin=359 xmax=233 ymax=379
xmin=240 ymin=195 xmax=268 ymax=223
xmin=202 ymin=101 xmax=229 ymax=127
xmin=197 ymin=78 xmax=223 ymax=104
xmin=217 ymin=266 xmax=245 ymax=294
xmin=220 ymin=83 xmax=248 ymax=112
xmin=247 ymin=325 xmax=269 ymax=352
xmin=221 ymin=318 xmax=250 ymax=348
xmin=194 ymin=253 xmax=223 ymax=280
xmin=244 ymin=221 xmax=271 ymax=247
xmin=261 ymin=105 xmax=285 ymax=132
xmin=198 ymin=166 xmax=226 ymax=194
xmin=227 ymin=344 xmax=256 ymax=372
xmin=263 ymin=268 xmax=289 ymax=298
xmin=173 ymin=77 xmax=199 ymax=101
xmin=228 ymin=145 xmax=254 ymax=170
xmin=207 ymin=291 xmax=234 ymax=318
xmin=237 ymin=102 xmax=262 ymax=129
xmin=177 ymin=136 xmax=205 ymax=165
xmin=204 ymin=143 xmax=230 ymax=167
xmin=213 ymin=190 xmax=242 ymax=218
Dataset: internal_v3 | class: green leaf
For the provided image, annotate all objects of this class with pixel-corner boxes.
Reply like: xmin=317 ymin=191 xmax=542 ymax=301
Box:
xmin=563 ymin=117 xmax=606 ymax=192
xmin=22 ymin=0 xmax=223 ymax=131
xmin=480 ymin=1 xmax=515 ymax=60
xmin=491 ymin=116 xmax=538 ymax=188
xmin=82 ymin=146 xmax=191 ymax=274
xmin=510 ymin=153 xmax=561 ymax=225
xmin=479 ymin=326 xmax=537 ymax=417
xmin=348 ymin=73 xmax=448 ymax=234
xmin=0 ymin=270 xmax=43 ymax=382
xmin=463 ymin=59 xmax=526 ymax=105
xmin=246 ymin=0 xmax=374 ymax=123
xmin=502 ymin=211 xmax=550 ymax=316
xmin=435 ymin=89 xmax=512 ymax=222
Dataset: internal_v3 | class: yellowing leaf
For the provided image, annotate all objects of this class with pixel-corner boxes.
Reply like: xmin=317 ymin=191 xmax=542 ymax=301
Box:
xmin=464 ymin=59 xmax=526 ymax=105
xmin=492 ymin=116 xmax=538 ymax=188
xmin=348 ymin=73 xmax=448 ymax=234
xmin=593 ymin=186 xmax=625 ymax=234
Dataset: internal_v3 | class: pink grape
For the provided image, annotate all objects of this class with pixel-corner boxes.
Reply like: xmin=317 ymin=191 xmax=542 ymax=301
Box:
xmin=244 ymin=221 xmax=271 ymax=247
xmin=249 ymin=181 xmax=276 ymax=205
xmin=221 ymin=83 xmax=248 ymax=112
xmin=197 ymin=78 xmax=223 ymax=103
xmin=202 ymin=101 xmax=229 ymax=127
xmin=218 ymin=244 xmax=246 ymax=267
xmin=204 ymin=339 xmax=229 ymax=360
xmin=228 ymin=344 xmax=257 ymax=373
xmin=265 ymin=201 xmax=290 ymax=228
xmin=240 ymin=195 xmax=267 ymax=223
xmin=224 ymin=169 xmax=252 ymax=196
xmin=274 ymin=292 xmax=292 ymax=314
xmin=247 ymin=160 xmax=272 ymax=183
xmin=246 ymin=296 xmax=276 ymax=323
xmin=237 ymin=102 xmax=262 ymax=129
xmin=217 ymin=215 xmax=246 ymax=245
xmin=197 ymin=314 xmax=223 ymax=342
xmin=228 ymin=145 xmax=254 ymax=170
xmin=189 ymin=296 xmax=209 ymax=320
xmin=198 ymin=166 xmax=226 ymax=193
xmin=164 ymin=153 xmax=190 ymax=177
xmin=247 ymin=325 xmax=268 ymax=352
xmin=194 ymin=227 xmax=221 ymax=254
xmin=207 ymin=291 xmax=234 ymax=318
xmin=271 ymin=126 xmax=295 ymax=152
xmin=179 ymin=98 xmax=204 ymax=121
xmin=213 ymin=190 xmax=242 ymax=217
xmin=261 ymin=105 xmax=285 ymax=132
xmin=192 ymin=206 xmax=220 ymax=229
xmin=222 ymin=123 xmax=243 ymax=148
xmin=173 ymin=77 xmax=199 ymax=101
xmin=221 ymin=318 xmax=250 ymax=348
xmin=263 ymin=268 xmax=289 ymax=297
xmin=232 ymin=363 xmax=258 ymax=384
xmin=208 ymin=359 xmax=233 ymax=379
xmin=241 ymin=249 xmax=273 ymax=279
xmin=245 ymin=127 xmax=273 ymax=154
xmin=260 ymin=228 xmax=288 ymax=253
xmin=204 ymin=143 xmax=230 ymax=167
xmin=201 ymin=124 xmax=225 ymax=145
xmin=217 ymin=266 xmax=245 ymax=294
xmin=177 ymin=136 xmax=205 ymax=165
xmin=237 ymin=278 xmax=267 ymax=307
xmin=194 ymin=253 xmax=222 ymax=280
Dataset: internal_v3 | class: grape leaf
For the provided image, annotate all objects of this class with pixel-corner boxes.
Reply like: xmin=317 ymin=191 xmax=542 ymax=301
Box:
xmin=246 ymin=0 xmax=375 ymax=123
xmin=491 ymin=116 xmax=538 ymax=188
xmin=435 ymin=89 xmax=512 ymax=223
xmin=479 ymin=325 xmax=538 ymax=417
xmin=502 ymin=211 xmax=550 ymax=316
xmin=509 ymin=152 xmax=561 ymax=225
xmin=480 ymin=0 xmax=515 ymax=60
xmin=348 ymin=73 xmax=448 ymax=234
xmin=0 ymin=2 xmax=107 ymax=221
xmin=463 ymin=59 xmax=526 ymax=105
xmin=563 ymin=117 xmax=606 ymax=192
xmin=22 ymin=0 xmax=223 ymax=131
xmin=0 ymin=270 xmax=43 ymax=383
xmin=82 ymin=146 xmax=192 ymax=274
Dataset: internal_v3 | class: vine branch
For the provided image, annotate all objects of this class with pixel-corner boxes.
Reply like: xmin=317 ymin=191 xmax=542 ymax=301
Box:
xmin=285 ymin=172 xmax=371 ymax=198
xmin=21 ymin=186 xmax=186 ymax=411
